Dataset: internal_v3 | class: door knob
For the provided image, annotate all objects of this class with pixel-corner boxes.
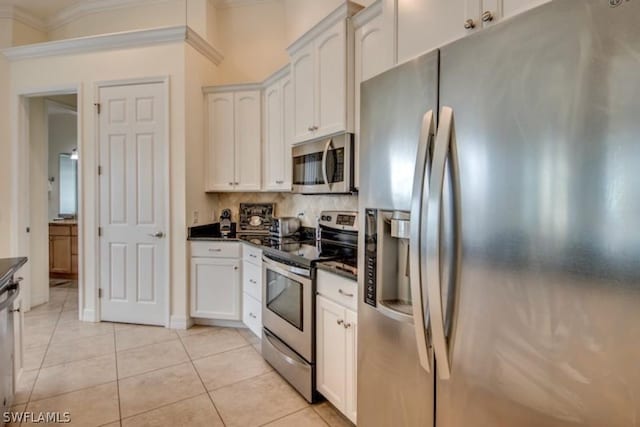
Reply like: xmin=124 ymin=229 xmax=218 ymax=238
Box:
xmin=149 ymin=231 xmax=164 ymax=238
xmin=463 ymin=19 xmax=476 ymax=29
xmin=481 ymin=11 xmax=494 ymax=22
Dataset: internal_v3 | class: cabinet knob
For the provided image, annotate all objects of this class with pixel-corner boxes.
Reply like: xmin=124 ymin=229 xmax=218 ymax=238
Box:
xmin=463 ymin=18 xmax=476 ymax=29
xmin=481 ymin=11 xmax=494 ymax=22
xmin=249 ymin=313 xmax=257 ymax=319
xmin=337 ymin=319 xmax=344 ymax=325
xmin=312 ymin=126 xmax=318 ymax=131
xmin=249 ymin=279 xmax=257 ymax=284
xmin=234 ymin=182 xmax=240 ymax=185
xmin=344 ymin=322 xmax=352 ymax=329
xmin=234 ymin=266 xmax=239 ymax=270
xmin=308 ymin=126 xmax=313 ymax=131
xmin=228 ymin=182 xmax=233 ymax=186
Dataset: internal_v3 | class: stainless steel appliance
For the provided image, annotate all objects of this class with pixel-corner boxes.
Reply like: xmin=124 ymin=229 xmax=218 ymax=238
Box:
xmin=292 ymin=132 xmax=354 ymax=194
xmin=269 ymin=217 xmax=301 ymax=238
xmin=0 ymin=258 xmax=26 ymax=420
xmin=262 ymin=211 xmax=358 ymax=402
xmin=359 ymin=1 xmax=640 ymax=426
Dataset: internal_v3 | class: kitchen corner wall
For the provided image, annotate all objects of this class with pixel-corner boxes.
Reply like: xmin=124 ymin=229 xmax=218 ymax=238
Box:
xmin=214 ymin=193 xmax=358 ymax=228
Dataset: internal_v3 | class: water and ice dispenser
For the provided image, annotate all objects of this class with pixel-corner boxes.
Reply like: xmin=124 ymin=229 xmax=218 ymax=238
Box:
xmin=364 ymin=209 xmax=414 ymax=321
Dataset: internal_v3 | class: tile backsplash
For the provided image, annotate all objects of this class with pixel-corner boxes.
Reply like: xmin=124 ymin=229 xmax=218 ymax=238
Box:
xmin=214 ymin=192 xmax=358 ymax=227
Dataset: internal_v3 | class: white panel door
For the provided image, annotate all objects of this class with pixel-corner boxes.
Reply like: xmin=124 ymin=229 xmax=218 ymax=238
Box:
xmin=99 ymin=82 xmax=168 ymax=326
xmin=190 ymin=257 xmax=241 ymax=320
xmin=317 ymin=295 xmax=347 ymax=409
xmin=315 ymin=19 xmax=346 ymax=137
xmin=233 ymin=91 xmax=261 ymax=191
xmin=291 ymin=43 xmax=316 ymax=143
xmin=354 ymin=11 xmax=392 ymax=190
xmin=207 ymin=93 xmax=235 ymax=191
xmin=263 ymin=81 xmax=285 ymax=191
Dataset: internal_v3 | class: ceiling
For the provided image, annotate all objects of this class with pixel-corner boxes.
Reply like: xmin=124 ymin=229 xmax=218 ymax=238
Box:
xmin=0 ymin=0 xmax=80 ymax=20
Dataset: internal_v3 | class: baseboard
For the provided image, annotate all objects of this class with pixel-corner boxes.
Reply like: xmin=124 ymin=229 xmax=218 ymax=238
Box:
xmin=82 ymin=308 xmax=97 ymax=322
xmin=169 ymin=315 xmax=194 ymax=330
xmin=193 ymin=318 xmax=245 ymax=329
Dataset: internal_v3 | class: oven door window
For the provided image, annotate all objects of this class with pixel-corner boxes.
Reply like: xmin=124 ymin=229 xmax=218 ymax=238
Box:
xmin=266 ymin=269 xmax=303 ymax=330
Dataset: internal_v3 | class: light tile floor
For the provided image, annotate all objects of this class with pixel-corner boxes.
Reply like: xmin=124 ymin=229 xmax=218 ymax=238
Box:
xmin=9 ymin=286 xmax=354 ymax=427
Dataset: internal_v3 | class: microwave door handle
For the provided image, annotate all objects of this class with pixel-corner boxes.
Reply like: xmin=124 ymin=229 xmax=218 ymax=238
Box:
xmin=321 ymin=138 xmax=332 ymax=188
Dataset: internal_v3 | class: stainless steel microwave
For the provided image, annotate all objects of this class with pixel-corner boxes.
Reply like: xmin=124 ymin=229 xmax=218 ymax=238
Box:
xmin=291 ymin=132 xmax=354 ymax=194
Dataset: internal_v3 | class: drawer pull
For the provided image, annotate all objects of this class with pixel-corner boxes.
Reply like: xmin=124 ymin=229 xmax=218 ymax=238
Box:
xmin=249 ymin=279 xmax=257 ymax=284
xmin=249 ymin=254 xmax=257 ymax=258
xmin=208 ymin=248 xmax=222 ymax=252
xmin=249 ymin=313 xmax=257 ymax=319
xmin=338 ymin=289 xmax=354 ymax=298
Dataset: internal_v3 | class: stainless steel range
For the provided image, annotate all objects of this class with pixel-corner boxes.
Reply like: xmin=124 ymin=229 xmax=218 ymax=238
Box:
xmin=261 ymin=211 xmax=358 ymax=402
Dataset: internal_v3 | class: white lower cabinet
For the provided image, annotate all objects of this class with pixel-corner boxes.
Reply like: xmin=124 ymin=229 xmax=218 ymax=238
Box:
xmin=13 ymin=293 xmax=24 ymax=378
xmin=190 ymin=242 xmax=242 ymax=320
xmin=242 ymin=244 xmax=263 ymax=337
xmin=316 ymin=277 xmax=358 ymax=424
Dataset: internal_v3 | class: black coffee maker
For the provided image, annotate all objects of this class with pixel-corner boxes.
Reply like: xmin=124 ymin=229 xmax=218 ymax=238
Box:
xmin=220 ymin=209 xmax=232 ymax=238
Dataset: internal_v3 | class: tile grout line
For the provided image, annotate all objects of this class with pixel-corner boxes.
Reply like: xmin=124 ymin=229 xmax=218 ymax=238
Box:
xmin=175 ymin=330 xmax=228 ymax=427
xmin=258 ymin=406 xmax=328 ymax=427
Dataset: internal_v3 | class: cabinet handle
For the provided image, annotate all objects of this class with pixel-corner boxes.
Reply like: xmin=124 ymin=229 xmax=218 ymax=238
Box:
xmin=10 ymin=308 xmax=20 ymax=313
xmin=249 ymin=279 xmax=257 ymax=284
xmin=481 ymin=11 xmax=494 ymax=22
xmin=344 ymin=322 xmax=352 ymax=329
xmin=249 ymin=313 xmax=257 ymax=319
xmin=249 ymin=254 xmax=257 ymax=258
xmin=312 ymin=126 xmax=318 ymax=131
xmin=337 ymin=319 xmax=344 ymax=325
xmin=275 ymin=180 xmax=284 ymax=184
xmin=208 ymin=248 xmax=222 ymax=252
xmin=463 ymin=18 xmax=476 ymax=29
xmin=338 ymin=289 xmax=354 ymax=297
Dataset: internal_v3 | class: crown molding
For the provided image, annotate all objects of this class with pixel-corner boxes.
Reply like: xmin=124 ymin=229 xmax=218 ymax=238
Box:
xmin=352 ymin=0 xmax=383 ymax=29
xmin=1 ymin=25 xmax=224 ymax=65
xmin=0 ymin=5 xmax=47 ymax=33
xmin=48 ymin=0 xmax=174 ymax=31
xmin=287 ymin=1 xmax=364 ymax=54
xmin=203 ymin=82 xmax=263 ymax=94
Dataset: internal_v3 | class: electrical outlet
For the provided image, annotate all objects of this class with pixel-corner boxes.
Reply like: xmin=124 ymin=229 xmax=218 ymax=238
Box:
xmin=192 ymin=210 xmax=199 ymax=224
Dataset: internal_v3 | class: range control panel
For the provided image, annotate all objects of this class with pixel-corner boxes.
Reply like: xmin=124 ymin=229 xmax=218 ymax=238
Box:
xmin=364 ymin=209 xmax=377 ymax=307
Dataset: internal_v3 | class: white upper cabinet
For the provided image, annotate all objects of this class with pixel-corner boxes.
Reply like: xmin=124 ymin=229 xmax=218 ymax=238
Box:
xmin=288 ymin=1 xmax=363 ymax=144
xmin=205 ymin=86 xmax=262 ymax=192
xmin=353 ymin=0 xmax=393 ymax=190
xmin=234 ymin=91 xmax=262 ymax=191
xmin=263 ymin=68 xmax=293 ymax=191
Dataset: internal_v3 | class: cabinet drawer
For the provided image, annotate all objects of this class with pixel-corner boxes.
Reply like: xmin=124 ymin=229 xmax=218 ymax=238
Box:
xmin=49 ymin=225 xmax=70 ymax=236
xmin=243 ymin=244 xmax=262 ymax=264
xmin=243 ymin=292 xmax=262 ymax=337
xmin=191 ymin=241 xmax=241 ymax=258
xmin=317 ymin=269 xmax=358 ymax=311
xmin=243 ymin=261 xmax=262 ymax=301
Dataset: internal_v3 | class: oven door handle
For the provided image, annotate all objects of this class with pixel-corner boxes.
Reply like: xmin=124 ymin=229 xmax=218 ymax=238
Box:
xmin=264 ymin=329 xmax=309 ymax=369
xmin=321 ymin=138 xmax=333 ymax=189
xmin=0 ymin=283 xmax=20 ymax=313
xmin=262 ymin=255 xmax=311 ymax=280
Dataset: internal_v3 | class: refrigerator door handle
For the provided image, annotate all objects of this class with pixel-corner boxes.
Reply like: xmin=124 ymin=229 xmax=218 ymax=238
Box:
xmin=409 ymin=109 xmax=435 ymax=373
xmin=425 ymin=106 xmax=454 ymax=379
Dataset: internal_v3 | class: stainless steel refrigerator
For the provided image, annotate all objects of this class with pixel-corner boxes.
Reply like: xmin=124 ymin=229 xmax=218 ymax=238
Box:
xmin=358 ymin=1 xmax=640 ymax=426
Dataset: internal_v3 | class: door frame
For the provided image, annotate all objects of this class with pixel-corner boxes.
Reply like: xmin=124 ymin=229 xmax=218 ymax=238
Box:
xmin=13 ymin=83 xmax=83 ymax=314
xmin=94 ymin=76 xmax=171 ymax=327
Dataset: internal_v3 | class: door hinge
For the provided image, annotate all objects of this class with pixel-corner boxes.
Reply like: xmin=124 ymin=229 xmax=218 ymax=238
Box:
xmin=94 ymin=102 xmax=101 ymax=114
xmin=98 ymin=227 xmax=102 ymax=237
xmin=98 ymin=288 xmax=102 ymax=299
xmin=98 ymin=165 xmax=102 ymax=175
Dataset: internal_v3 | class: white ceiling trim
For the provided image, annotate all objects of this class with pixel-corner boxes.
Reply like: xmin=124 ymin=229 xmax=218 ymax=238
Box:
xmin=213 ymin=0 xmax=278 ymax=9
xmin=0 ymin=5 xmax=47 ymax=33
xmin=47 ymin=0 xmax=175 ymax=31
xmin=0 ymin=25 xmax=224 ymax=65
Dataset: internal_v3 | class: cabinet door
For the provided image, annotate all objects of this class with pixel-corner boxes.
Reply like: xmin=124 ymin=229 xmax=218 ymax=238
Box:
xmin=315 ymin=19 xmax=347 ymax=137
xmin=344 ymin=308 xmax=358 ymax=424
xmin=354 ymin=11 xmax=392 ymax=190
xmin=263 ymin=80 xmax=286 ymax=191
xmin=398 ymin=0 xmax=467 ymax=64
xmin=281 ymin=76 xmax=294 ymax=190
xmin=13 ymin=295 xmax=24 ymax=376
xmin=50 ymin=235 xmax=72 ymax=273
xmin=190 ymin=257 xmax=241 ymax=320
xmin=207 ymin=93 xmax=236 ymax=191
xmin=234 ymin=91 xmax=262 ymax=191
xmin=316 ymin=296 xmax=346 ymax=410
xmin=242 ymin=292 xmax=262 ymax=338
xmin=291 ymin=43 xmax=316 ymax=143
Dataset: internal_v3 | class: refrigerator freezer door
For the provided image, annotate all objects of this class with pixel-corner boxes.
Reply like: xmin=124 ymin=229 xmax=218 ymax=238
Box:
xmin=358 ymin=50 xmax=439 ymax=427
xmin=437 ymin=1 xmax=640 ymax=426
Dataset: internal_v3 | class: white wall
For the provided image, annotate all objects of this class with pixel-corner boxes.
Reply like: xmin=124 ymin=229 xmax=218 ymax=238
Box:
xmin=9 ymin=42 xmax=190 ymax=323
xmin=214 ymin=0 xmax=288 ymax=84
xmin=47 ymin=110 xmax=78 ymax=220
xmin=0 ymin=21 xmax=12 ymax=258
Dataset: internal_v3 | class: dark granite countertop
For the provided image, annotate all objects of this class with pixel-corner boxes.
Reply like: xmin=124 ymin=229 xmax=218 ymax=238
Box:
xmin=0 ymin=257 xmax=28 ymax=292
